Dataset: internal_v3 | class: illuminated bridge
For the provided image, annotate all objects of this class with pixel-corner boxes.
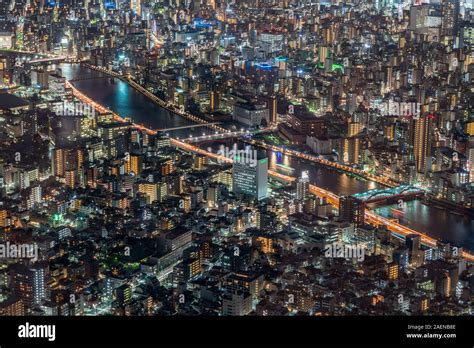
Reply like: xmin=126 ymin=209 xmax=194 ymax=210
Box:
xmin=157 ymin=123 xmax=222 ymax=132
xmin=180 ymin=128 xmax=272 ymax=143
xmin=0 ymin=49 xmax=66 ymax=65
xmin=179 ymin=130 xmax=248 ymax=142
xmin=352 ymin=185 xmax=425 ymax=204
xmin=27 ymin=56 xmax=66 ymax=64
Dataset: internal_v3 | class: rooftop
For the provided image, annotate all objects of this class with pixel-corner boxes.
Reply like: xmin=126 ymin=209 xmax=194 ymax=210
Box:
xmin=0 ymin=93 xmax=29 ymax=110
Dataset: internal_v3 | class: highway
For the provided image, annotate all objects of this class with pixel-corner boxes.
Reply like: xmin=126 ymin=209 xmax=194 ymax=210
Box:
xmin=65 ymin=76 xmax=474 ymax=263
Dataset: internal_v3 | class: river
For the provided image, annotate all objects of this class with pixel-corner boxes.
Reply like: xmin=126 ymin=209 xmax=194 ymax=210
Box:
xmin=61 ymin=64 xmax=198 ymax=139
xmin=60 ymin=64 xmax=474 ymax=251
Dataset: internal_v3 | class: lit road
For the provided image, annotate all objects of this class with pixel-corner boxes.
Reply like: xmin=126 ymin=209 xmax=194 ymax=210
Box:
xmin=66 ymin=78 xmax=474 ymax=263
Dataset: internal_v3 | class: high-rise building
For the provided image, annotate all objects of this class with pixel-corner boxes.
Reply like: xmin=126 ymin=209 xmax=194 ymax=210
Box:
xmin=413 ymin=116 xmax=432 ymax=174
xmin=259 ymin=31 xmax=284 ymax=53
xmin=130 ymin=0 xmax=141 ymax=15
xmin=65 ymin=169 xmax=76 ymax=188
xmin=0 ymin=296 xmax=25 ymax=316
xmin=461 ymin=22 xmax=474 ymax=49
xmin=223 ymin=272 xmax=264 ymax=299
xmin=288 ymin=112 xmax=327 ymax=137
xmin=211 ymin=170 xmax=233 ymax=188
xmin=160 ymin=159 xmax=174 ymax=176
xmin=339 ymin=195 xmax=365 ymax=226
xmin=24 ymin=185 xmax=42 ymax=210
xmin=209 ymin=91 xmax=219 ymax=112
xmin=115 ymin=284 xmax=132 ymax=307
xmin=232 ymin=151 xmax=268 ymax=201
xmin=468 ymin=145 xmax=474 ymax=183
xmin=53 ymin=148 xmax=83 ymax=178
xmin=126 ymin=153 xmax=142 ymax=175
xmin=406 ymin=234 xmax=421 ymax=253
xmin=409 ymin=4 xmax=431 ymax=31
xmin=167 ymin=174 xmax=184 ymax=195
xmin=342 ymin=136 xmax=361 ymax=164
xmin=387 ymin=262 xmax=399 ymax=281
xmin=233 ymin=101 xmax=269 ymax=127
xmin=206 ymin=184 xmax=219 ymax=207
xmin=262 ymin=95 xmax=277 ymax=124
xmin=85 ymin=165 xmax=98 ymax=188
xmin=347 ymin=121 xmax=362 ymax=137
xmin=442 ymin=0 xmax=460 ymax=37
xmin=394 ymin=248 xmax=410 ymax=271
xmin=138 ymin=182 xmax=158 ymax=203
xmin=12 ymin=264 xmax=46 ymax=307
xmin=221 ymin=291 xmax=253 ymax=316
xmin=296 ymin=171 xmax=309 ymax=201
xmin=193 ymin=155 xmax=206 ymax=170
xmin=138 ymin=181 xmax=167 ymax=203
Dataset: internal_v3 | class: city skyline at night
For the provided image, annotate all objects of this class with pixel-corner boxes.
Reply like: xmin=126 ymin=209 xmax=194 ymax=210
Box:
xmin=0 ymin=1 xmax=473 ymax=339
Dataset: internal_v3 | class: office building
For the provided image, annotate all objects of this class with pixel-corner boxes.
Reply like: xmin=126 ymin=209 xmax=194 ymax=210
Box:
xmin=232 ymin=151 xmax=268 ymax=201
xmin=339 ymin=195 xmax=365 ymax=226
